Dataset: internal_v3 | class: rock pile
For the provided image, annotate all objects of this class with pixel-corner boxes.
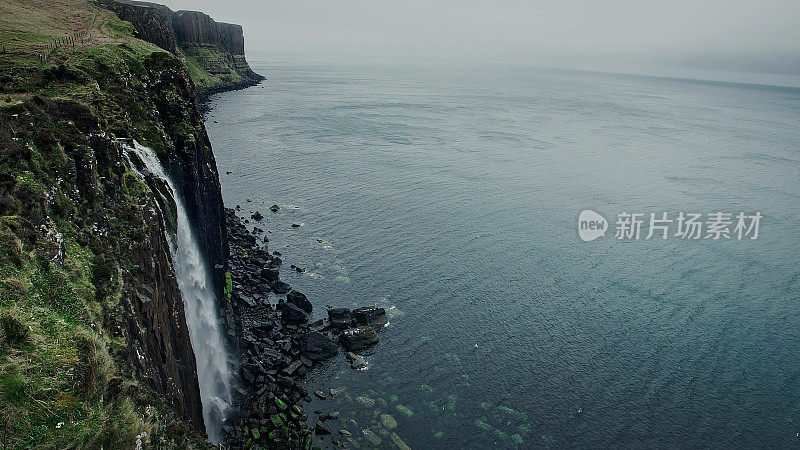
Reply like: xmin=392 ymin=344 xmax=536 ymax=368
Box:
xmin=221 ymin=208 xmax=388 ymax=448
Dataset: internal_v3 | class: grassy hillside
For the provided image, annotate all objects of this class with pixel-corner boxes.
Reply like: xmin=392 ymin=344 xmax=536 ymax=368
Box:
xmin=0 ymin=0 xmax=210 ymax=447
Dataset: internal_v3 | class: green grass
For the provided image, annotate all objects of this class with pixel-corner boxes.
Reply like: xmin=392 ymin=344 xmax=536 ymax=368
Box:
xmin=178 ymin=45 xmax=242 ymax=88
xmin=0 ymin=0 xmax=233 ymax=446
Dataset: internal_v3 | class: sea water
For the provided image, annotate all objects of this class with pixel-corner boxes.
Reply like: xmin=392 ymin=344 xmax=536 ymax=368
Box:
xmin=206 ymin=62 xmax=800 ymax=448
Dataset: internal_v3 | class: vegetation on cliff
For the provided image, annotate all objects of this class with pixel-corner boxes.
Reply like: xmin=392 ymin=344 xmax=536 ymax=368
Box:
xmin=0 ymin=0 xmax=231 ymax=447
xmin=96 ymin=0 xmax=264 ymax=103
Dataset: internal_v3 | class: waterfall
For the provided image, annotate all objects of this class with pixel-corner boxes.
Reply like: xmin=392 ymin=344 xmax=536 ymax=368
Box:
xmin=124 ymin=140 xmax=232 ymax=443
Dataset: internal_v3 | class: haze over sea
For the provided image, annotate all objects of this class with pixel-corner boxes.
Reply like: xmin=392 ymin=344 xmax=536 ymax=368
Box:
xmin=206 ymin=61 xmax=800 ymax=448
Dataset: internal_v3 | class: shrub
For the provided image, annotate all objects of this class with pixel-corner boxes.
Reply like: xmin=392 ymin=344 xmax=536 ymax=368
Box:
xmin=0 ymin=367 xmax=27 ymax=404
xmin=0 ymin=311 xmax=28 ymax=346
xmin=74 ymin=332 xmax=114 ymax=400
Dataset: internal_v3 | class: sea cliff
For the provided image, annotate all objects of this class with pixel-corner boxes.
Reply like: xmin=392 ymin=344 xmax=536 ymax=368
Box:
xmin=0 ymin=0 xmax=245 ymax=446
xmin=97 ymin=0 xmax=265 ymax=104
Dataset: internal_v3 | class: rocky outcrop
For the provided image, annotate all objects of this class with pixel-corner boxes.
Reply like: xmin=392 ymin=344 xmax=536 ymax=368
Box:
xmin=143 ymin=51 xmax=229 ymax=300
xmin=99 ymin=0 xmax=264 ymax=104
xmin=0 ymin=98 xmax=206 ymax=432
xmin=97 ymin=0 xmax=176 ymax=52
xmin=172 ymin=11 xmax=245 ymax=55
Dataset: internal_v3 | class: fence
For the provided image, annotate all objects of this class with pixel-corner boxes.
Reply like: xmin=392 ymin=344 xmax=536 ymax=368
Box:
xmin=38 ymin=9 xmax=99 ymax=64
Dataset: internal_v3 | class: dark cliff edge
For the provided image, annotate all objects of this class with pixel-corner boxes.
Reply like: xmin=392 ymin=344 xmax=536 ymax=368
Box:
xmin=0 ymin=0 xmax=251 ymax=446
xmin=97 ymin=0 xmax=265 ymax=107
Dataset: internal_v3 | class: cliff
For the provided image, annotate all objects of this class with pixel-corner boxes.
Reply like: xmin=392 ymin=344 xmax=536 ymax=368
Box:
xmin=98 ymin=0 xmax=265 ymax=103
xmin=0 ymin=0 xmax=239 ymax=446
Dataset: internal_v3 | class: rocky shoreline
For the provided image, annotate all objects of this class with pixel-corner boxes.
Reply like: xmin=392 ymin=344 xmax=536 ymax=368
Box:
xmin=221 ymin=208 xmax=390 ymax=448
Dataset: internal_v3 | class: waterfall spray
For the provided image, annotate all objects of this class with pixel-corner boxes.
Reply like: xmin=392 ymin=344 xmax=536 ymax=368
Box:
xmin=124 ymin=140 xmax=232 ymax=443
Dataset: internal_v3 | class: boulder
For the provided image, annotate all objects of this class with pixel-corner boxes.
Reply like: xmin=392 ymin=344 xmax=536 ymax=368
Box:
xmin=270 ymin=204 xmax=280 ymax=212
xmin=327 ymin=308 xmax=352 ymax=329
xmin=314 ymin=421 xmax=332 ymax=435
xmin=271 ymin=281 xmax=291 ymax=294
xmin=346 ymin=352 xmax=368 ymax=370
xmin=299 ymin=332 xmax=338 ymax=361
xmin=287 ymin=290 xmax=312 ymax=313
xmin=251 ymin=211 xmax=263 ymax=221
xmin=352 ymin=306 xmax=388 ymax=331
xmin=260 ymin=268 xmax=279 ymax=283
xmin=340 ymin=326 xmax=379 ymax=351
xmin=282 ymin=359 xmax=303 ymax=376
xmin=280 ymin=303 xmax=308 ymax=324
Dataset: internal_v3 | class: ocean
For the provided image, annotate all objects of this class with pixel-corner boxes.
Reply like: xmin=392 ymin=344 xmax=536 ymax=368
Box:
xmin=205 ymin=62 xmax=800 ymax=448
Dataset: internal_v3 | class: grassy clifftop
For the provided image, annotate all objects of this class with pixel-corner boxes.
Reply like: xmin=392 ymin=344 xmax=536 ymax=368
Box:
xmin=0 ymin=0 xmax=220 ymax=447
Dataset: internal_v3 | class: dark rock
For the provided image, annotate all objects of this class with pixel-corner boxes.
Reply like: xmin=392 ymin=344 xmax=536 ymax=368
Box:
xmin=346 ymin=351 xmax=368 ymax=370
xmin=272 ymin=281 xmax=291 ymax=294
xmin=241 ymin=367 xmax=255 ymax=384
xmin=315 ymin=421 xmax=332 ymax=435
xmin=256 ymin=283 xmax=270 ymax=295
xmin=291 ymin=223 xmax=301 ymax=228
xmin=299 ymin=332 xmax=338 ymax=361
xmin=340 ymin=326 xmax=379 ymax=351
xmin=281 ymin=303 xmax=308 ymax=324
xmin=327 ymin=308 xmax=352 ymax=329
xmin=252 ymin=211 xmax=263 ymax=221
xmin=282 ymin=360 xmax=303 ymax=376
xmin=260 ymin=268 xmax=279 ymax=283
xmin=287 ymin=291 xmax=312 ymax=313
xmin=352 ymin=306 xmax=388 ymax=331
xmin=270 ymin=204 xmax=280 ymax=212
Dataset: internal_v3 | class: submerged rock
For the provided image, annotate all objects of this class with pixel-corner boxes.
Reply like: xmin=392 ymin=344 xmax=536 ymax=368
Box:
xmin=328 ymin=308 xmax=352 ymax=329
xmin=475 ymin=418 xmax=492 ymax=432
xmin=394 ymin=404 xmax=413 ymax=418
xmin=299 ymin=332 xmax=338 ymax=361
xmin=355 ymin=396 xmax=376 ymax=408
xmin=362 ymin=429 xmax=382 ymax=446
xmin=380 ymin=413 xmax=397 ymax=430
xmin=390 ymin=433 xmax=412 ymax=450
xmin=340 ymin=326 xmax=379 ymax=351
xmin=287 ymin=290 xmax=312 ymax=313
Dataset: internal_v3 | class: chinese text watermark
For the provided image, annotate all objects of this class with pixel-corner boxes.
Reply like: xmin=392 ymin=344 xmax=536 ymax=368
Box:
xmin=579 ymin=210 xmax=761 ymax=242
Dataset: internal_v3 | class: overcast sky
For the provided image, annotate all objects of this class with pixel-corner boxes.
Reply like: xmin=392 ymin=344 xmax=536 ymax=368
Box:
xmin=159 ymin=0 xmax=800 ymax=75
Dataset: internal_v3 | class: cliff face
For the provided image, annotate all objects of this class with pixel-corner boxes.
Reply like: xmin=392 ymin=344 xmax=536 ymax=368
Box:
xmin=98 ymin=0 xmax=264 ymax=102
xmin=0 ymin=1 xmax=241 ymax=445
xmin=172 ymin=11 xmax=244 ymax=55
xmin=97 ymin=0 xmax=177 ymax=53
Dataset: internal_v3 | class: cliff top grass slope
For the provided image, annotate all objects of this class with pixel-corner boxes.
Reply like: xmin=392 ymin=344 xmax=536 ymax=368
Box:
xmin=0 ymin=0 xmax=231 ymax=447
